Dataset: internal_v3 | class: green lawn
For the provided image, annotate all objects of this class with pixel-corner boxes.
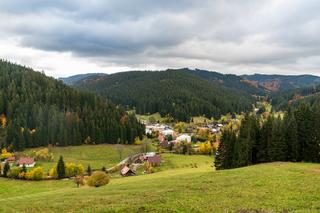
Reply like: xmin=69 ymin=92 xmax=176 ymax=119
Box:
xmin=21 ymin=144 xmax=143 ymax=171
xmin=1 ymin=161 xmax=320 ymax=212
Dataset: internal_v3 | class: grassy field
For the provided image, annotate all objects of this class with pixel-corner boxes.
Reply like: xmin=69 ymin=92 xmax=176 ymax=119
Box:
xmin=1 ymin=160 xmax=320 ymax=212
xmin=21 ymin=144 xmax=143 ymax=171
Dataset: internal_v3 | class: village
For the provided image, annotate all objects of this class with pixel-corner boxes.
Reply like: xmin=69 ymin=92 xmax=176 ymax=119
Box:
xmin=0 ymin=114 xmax=230 ymax=181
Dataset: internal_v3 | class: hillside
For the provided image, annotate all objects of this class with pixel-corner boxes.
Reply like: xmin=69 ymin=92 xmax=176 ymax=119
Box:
xmin=67 ymin=69 xmax=261 ymax=121
xmin=59 ymin=73 xmax=107 ymax=85
xmin=271 ymin=84 xmax=320 ymax=109
xmin=0 ymin=60 xmax=144 ymax=151
xmin=1 ymin=162 xmax=319 ymax=212
xmin=242 ymin=74 xmax=320 ymax=92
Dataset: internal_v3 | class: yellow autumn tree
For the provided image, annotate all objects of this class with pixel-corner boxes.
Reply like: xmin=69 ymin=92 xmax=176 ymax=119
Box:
xmin=0 ymin=113 xmax=6 ymax=128
xmin=0 ymin=148 xmax=13 ymax=160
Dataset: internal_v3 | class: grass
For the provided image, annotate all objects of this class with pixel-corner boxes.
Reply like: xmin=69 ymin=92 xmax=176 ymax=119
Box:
xmin=1 ymin=159 xmax=320 ymax=212
xmin=136 ymin=112 xmax=164 ymax=122
xmin=21 ymin=144 xmax=143 ymax=171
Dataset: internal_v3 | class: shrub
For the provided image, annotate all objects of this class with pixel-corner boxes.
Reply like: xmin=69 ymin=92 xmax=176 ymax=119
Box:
xmin=87 ymin=171 xmax=109 ymax=187
xmin=50 ymin=163 xmax=84 ymax=178
xmin=31 ymin=148 xmax=54 ymax=161
xmin=65 ymin=163 xmax=84 ymax=178
xmin=0 ymin=148 xmax=13 ymax=161
xmin=7 ymin=167 xmax=21 ymax=179
xmin=25 ymin=167 xmax=45 ymax=180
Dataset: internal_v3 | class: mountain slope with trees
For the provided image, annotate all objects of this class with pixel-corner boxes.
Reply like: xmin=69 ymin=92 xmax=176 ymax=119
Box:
xmin=68 ymin=69 xmax=262 ymax=121
xmin=242 ymin=74 xmax=320 ymax=92
xmin=0 ymin=60 xmax=144 ymax=151
xmin=271 ymin=84 xmax=320 ymax=109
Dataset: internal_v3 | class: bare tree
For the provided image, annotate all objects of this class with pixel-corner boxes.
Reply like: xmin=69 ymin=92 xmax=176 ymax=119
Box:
xmin=115 ymin=144 xmax=124 ymax=161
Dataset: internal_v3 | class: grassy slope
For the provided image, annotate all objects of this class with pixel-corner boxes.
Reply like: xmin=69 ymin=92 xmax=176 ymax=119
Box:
xmin=22 ymin=145 xmax=143 ymax=171
xmin=1 ymin=162 xmax=320 ymax=212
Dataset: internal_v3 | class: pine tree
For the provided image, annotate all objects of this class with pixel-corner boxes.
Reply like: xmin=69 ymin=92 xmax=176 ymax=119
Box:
xmin=283 ymin=108 xmax=299 ymax=161
xmin=215 ymin=129 xmax=236 ymax=169
xmin=22 ymin=164 xmax=27 ymax=173
xmin=87 ymin=164 xmax=92 ymax=176
xmin=57 ymin=156 xmax=65 ymax=179
xmin=3 ymin=162 xmax=10 ymax=177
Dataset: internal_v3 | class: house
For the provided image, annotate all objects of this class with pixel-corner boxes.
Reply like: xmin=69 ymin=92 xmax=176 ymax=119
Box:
xmin=6 ymin=156 xmax=16 ymax=165
xmin=145 ymin=152 xmax=156 ymax=157
xmin=160 ymin=129 xmax=176 ymax=137
xmin=211 ymin=128 xmax=218 ymax=134
xmin=158 ymin=134 xmax=165 ymax=143
xmin=176 ymin=134 xmax=192 ymax=143
xmin=147 ymin=155 xmax=161 ymax=166
xmin=160 ymin=141 xmax=170 ymax=148
xmin=16 ymin=157 xmax=35 ymax=167
xmin=120 ymin=166 xmax=136 ymax=176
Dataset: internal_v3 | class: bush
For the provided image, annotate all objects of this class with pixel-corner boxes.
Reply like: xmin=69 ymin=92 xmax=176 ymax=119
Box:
xmin=31 ymin=148 xmax=54 ymax=161
xmin=87 ymin=171 xmax=109 ymax=187
xmin=49 ymin=163 xmax=84 ymax=178
xmin=25 ymin=167 xmax=45 ymax=180
xmin=7 ymin=167 xmax=21 ymax=179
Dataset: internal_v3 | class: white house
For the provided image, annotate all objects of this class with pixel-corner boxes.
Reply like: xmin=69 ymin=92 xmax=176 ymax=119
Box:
xmin=161 ymin=129 xmax=175 ymax=136
xmin=176 ymin=134 xmax=192 ymax=143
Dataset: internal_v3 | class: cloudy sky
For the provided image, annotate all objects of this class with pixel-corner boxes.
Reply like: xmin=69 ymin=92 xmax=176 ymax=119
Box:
xmin=0 ymin=0 xmax=320 ymax=77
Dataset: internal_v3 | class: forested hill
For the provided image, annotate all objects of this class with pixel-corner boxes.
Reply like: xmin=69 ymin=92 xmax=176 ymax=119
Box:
xmin=0 ymin=60 xmax=144 ymax=151
xmin=242 ymin=74 xmax=320 ymax=92
xmin=271 ymin=84 xmax=320 ymax=110
xmin=69 ymin=69 xmax=261 ymax=121
xmin=59 ymin=73 xmax=107 ymax=85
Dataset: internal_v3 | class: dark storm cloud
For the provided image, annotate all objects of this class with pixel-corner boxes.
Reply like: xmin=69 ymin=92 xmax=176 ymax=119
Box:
xmin=0 ymin=0 xmax=320 ymax=75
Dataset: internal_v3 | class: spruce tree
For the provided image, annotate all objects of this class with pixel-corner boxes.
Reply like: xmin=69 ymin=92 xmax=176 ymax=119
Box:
xmin=22 ymin=164 xmax=27 ymax=173
xmin=283 ymin=108 xmax=299 ymax=161
xmin=87 ymin=164 xmax=92 ymax=176
xmin=3 ymin=162 xmax=10 ymax=177
xmin=57 ymin=156 xmax=65 ymax=179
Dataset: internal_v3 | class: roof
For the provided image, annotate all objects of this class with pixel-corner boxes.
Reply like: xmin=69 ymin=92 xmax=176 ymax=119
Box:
xmin=145 ymin=152 xmax=156 ymax=157
xmin=147 ymin=155 xmax=161 ymax=164
xmin=6 ymin=156 xmax=15 ymax=161
xmin=176 ymin=134 xmax=191 ymax=142
xmin=121 ymin=166 xmax=135 ymax=175
xmin=17 ymin=157 xmax=35 ymax=165
xmin=161 ymin=129 xmax=175 ymax=135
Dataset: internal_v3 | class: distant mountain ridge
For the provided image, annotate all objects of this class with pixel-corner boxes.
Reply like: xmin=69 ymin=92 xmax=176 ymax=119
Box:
xmin=59 ymin=73 xmax=107 ymax=85
xmin=242 ymin=74 xmax=320 ymax=92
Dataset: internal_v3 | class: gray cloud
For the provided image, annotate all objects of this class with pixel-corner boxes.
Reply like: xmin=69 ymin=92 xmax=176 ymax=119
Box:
xmin=0 ymin=0 xmax=320 ymax=76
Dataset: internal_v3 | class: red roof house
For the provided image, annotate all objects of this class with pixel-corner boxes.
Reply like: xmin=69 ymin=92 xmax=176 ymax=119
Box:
xmin=17 ymin=157 xmax=35 ymax=167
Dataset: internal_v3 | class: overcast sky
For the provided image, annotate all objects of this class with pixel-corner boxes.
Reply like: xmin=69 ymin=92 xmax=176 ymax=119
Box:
xmin=0 ymin=0 xmax=320 ymax=77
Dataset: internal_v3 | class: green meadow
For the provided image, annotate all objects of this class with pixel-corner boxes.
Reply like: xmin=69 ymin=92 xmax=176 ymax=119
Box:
xmin=1 ymin=146 xmax=320 ymax=212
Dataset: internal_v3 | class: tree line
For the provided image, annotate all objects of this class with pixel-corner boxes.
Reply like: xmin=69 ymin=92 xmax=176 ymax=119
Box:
xmin=0 ymin=60 xmax=144 ymax=151
xmin=215 ymin=104 xmax=320 ymax=169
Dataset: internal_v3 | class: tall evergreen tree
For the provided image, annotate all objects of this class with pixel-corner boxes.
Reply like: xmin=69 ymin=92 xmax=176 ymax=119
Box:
xmin=283 ymin=107 xmax=299 ymax=161
xmin=57 ymin=156 xmax=65 ymax=179
xmin=3 ymin=162 xmax=10 ymax=177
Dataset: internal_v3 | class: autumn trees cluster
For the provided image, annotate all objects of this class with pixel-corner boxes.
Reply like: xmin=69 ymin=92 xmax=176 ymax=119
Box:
xmin=0 ymin=60 xmax=144 ymax=151
xmin=215 ymin=104 xmax=320 ymax=170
